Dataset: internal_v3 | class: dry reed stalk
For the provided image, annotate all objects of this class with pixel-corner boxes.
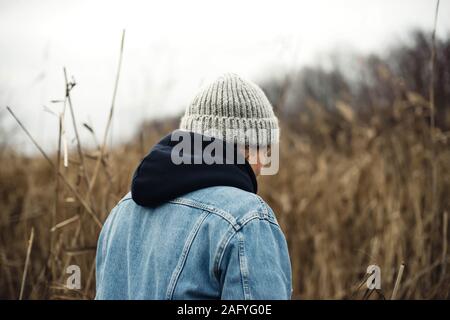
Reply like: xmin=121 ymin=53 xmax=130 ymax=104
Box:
xmin=391 ymin=263 xmax=405 ymax=300
xmin=50 ymin=96 xmax=68 ymax=268
xmin=88 ymin=30 xmax=125 ymax=194
xmin=5 ymin=106 xmax=102 ymax=227
xmin=64 ymin=247 xmax=96 ymax=256
xmin=50 ymin=215 xmax=80 ymax=232
xmin=48 ymin=105 xmax=63 ymax=285
xmin=429 ymin=0 xmax=440 ymax=133
xmin=54 ymin=110 xmax=62 ymax=227
xmin=19 ymin=227 xmax=34 ymax=300
xmin=63 ymin=68 xmax=100 ymax=223
xmin=63 ymin=67 xmax=91 ymax=187
xmin=429 ymin=0 xmax=440 ymax=224
xmin=62 ymin=113 xmax=68 ymax=167
xmin=350 ymin=270 xmax=372 ymax=299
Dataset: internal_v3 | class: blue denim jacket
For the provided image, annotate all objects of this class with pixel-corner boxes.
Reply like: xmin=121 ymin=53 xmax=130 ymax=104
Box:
xmin=95 ymin=186 xmax=292 ymax=300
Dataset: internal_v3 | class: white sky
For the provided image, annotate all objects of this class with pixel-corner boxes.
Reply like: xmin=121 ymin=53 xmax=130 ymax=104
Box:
xmin=0 ymin=0 xmax=449 ymax=152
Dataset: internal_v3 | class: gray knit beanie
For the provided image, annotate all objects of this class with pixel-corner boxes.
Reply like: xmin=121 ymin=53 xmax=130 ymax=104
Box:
xmin=179 ymin=73 xmax=279 ymax=147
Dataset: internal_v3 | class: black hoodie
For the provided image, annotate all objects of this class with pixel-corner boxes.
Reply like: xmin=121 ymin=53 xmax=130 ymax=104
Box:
xmin=131 ymin=131 xmax=258 ymax=207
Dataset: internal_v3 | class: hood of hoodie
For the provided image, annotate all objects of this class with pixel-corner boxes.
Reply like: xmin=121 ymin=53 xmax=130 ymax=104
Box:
xmin=131 ymin=130 xmax=258 ymax=207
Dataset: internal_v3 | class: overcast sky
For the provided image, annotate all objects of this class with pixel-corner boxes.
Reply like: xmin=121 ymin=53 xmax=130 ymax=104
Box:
xmin=0 ymin=0 xmax=449 ymax=151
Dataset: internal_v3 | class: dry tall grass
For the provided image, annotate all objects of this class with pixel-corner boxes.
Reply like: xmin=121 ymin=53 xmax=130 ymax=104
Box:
xmin=1 ymin=93 xmax=449 ymax=299
xmin=262 ymin=100 xmax=450 ymax=299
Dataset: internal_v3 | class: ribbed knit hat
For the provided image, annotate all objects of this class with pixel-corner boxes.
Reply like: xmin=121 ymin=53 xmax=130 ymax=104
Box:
xmin=179 ymin=73 xmax=279 ymax=147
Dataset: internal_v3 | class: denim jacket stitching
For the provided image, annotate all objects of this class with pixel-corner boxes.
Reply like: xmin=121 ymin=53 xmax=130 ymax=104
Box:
xmin=165 ymin=210 xmax=210 ymax=299
xmin=213 ymin=226 xmax=236 ymax=278
xmin=213 ymin=214 xmax=260 ymax=278
xmin=237 ymin=232 xmax=252 ymax=299
xmin=170 ymin=198 xmax=238 ymax=228
xmin=214 ymin=214 xmax=282 ymax=279
xmin=255 ymin=195 xmax=271 ymax=220
xmin=237 ymin=211 xmax=281 ymax=231
xmin=171 ymin=196 xmax=280 ymax=229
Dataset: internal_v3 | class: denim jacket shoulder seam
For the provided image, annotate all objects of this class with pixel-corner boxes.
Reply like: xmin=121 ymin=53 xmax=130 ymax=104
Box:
xmin=169 ymin=195 xmax=278 ymax=229
xmin=238 ymin=210 xmax=279 ymax=228
xmin=170 ymin=198 xmax=239 ymax=228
